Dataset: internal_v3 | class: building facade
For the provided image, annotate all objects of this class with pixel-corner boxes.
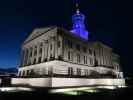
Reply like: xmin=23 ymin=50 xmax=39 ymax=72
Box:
xmin=17 ymin=3 xmax=124 ymax=80
xmin=18 ymin=27 xmax=123 ymax=79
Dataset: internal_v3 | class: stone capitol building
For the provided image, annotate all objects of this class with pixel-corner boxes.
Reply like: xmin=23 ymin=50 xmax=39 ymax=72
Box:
xmin=12 ymin=3 xmax=125 ymax=87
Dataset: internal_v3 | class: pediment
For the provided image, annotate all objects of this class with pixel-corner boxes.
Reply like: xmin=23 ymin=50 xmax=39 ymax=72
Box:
xmin=23 ymin=26 xmax=55 ymax=44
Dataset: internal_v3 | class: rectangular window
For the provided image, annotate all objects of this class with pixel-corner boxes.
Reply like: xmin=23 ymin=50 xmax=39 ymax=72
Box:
xmin=77 ymin=54 xmax=80 ymax=63
xmin=84 ymin=56 xmax=87 ymax=64
xmin=77 ymin=68 xmax=81 ymax=76
xmin=68 ymin=67 xmax=73 ymax=76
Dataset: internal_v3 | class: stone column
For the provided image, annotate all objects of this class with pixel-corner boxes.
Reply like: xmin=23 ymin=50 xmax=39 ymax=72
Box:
xmin=41 ymin=42 xmax=45 ymax=62
xmin=51 ymin=36 xmax=55 ymax=58
xmin=47 ymin=38 xmax=50 ymax=61
xmin=44 ymin=40 xmax=48 ymax=61
xmin=36 ymin=43 xmax=40 ymax=64
xmin=25 ymin=49 xmax=28 ymax=66
xmin=27 ymin=48 xmax=31 ymax=65
xmin=31 ymin=46 xmax=35 ymax=64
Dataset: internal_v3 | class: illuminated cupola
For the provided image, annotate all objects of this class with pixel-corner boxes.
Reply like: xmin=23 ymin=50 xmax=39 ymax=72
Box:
xmin=70 ymin=2 xmax=89 ymax=40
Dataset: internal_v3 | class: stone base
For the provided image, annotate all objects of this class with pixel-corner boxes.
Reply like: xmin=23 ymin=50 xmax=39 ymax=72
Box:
xmin=11 ymin=78 xmax=126 ymax=88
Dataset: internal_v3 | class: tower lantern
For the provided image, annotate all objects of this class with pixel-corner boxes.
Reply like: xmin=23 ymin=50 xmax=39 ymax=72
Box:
xmin=70 ymin=1 xmax=89 ymax=40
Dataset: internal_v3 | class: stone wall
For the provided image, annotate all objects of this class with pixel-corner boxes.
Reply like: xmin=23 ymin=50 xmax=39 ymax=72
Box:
xmin=12 ymin=78 xmax=125 ymax=87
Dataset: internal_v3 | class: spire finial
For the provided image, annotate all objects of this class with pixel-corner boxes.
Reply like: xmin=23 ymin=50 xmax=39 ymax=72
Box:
xmin=75 ymin=0 xmax=80 ymax=14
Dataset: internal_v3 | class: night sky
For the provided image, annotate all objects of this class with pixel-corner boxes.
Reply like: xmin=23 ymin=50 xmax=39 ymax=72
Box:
xmin=0 ymin=0 xmax=132 ymax=77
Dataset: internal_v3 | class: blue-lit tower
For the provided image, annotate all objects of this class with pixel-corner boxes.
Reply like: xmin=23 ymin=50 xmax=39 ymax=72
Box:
xmin=70 ymin=2 xmax=89 ymax=40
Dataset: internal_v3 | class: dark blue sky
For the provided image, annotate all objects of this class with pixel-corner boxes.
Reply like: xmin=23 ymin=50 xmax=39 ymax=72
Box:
xmin=0 ymin=0 xmax=132 ymax=76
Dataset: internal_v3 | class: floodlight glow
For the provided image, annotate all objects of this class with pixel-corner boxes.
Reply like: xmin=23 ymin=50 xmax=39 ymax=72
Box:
xmin=117 ymin=85 xmax=127 ymax=88
xmin=63 ymin=91 xmax=81 ymax=95
xmin=81 ymin=89 xmax=99 ymax=93
xmin=0 ymin=87 xmax=33 ymax=92
xmin=96 ymin=86 xmax=117 ymax=90
xmin=50 ymin=87 xmax=94 ymax=93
